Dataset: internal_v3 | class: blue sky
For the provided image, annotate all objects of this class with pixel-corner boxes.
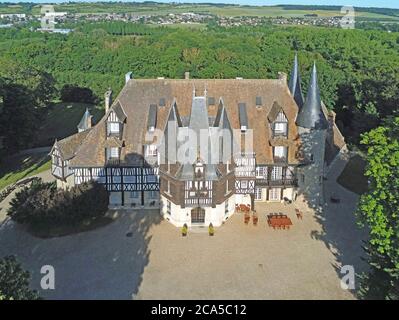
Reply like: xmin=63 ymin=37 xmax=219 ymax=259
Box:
xmin=2 ymin=1 xmax=398 ymax=9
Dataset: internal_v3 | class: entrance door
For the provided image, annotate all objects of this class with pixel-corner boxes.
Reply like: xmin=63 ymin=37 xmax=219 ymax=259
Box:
xmin=268 ymin=188 xmax=281 ymax=201
xmin=191 ymin=207 xmax=205 ymax=224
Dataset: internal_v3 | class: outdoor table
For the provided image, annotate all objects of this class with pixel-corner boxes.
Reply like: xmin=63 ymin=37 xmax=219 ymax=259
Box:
xmin=267 ymin=216 xmax=293 ymax=229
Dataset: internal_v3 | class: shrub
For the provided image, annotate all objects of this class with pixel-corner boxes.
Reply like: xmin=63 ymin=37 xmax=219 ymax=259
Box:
xmin=7 ymin=179 xmax=109 ymax=227
xmin=0 ymin=255 xmax=40 ymax=300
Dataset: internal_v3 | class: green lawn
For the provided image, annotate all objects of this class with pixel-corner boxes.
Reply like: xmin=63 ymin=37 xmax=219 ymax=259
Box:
xmin=337 ymin=155 xmax=369 ymax=195
xmin=36 ymin=102 xmax=103 ymax=147
xmin=0 ymin=152 xmax=51 ymax=191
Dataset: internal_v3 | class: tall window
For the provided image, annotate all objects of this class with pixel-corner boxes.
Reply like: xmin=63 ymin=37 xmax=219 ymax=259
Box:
xmin=130 ymin=191 xmax=139 ymax=198
xmin=274 ymin=146 xmax=287 ymax=162
xmin=149 ymin=190 xmax=157 ymax=199
xmin=271 ymin=166 xmax=283 ymax=181
xmin=107 ymin=147 xmax=119 ymax=160
xmin=255 ymin=187 xmax=262 ymax=200
xmin=268 ymin=188 xmax=281 ymax=201
xmin=107 ymin=122 xmax=120 ymax=136
xmin=146 ymin=145 xmax=157 ymax=157
xmin=225 ymin=200 xmax=229 ymax=214
xmin=255 ymin=166 xmax=267 ymax=178
xmin=273 ymin=111 xmax=288 ymax=137
xmin=167 ymin=200 xmax=171 ymax=215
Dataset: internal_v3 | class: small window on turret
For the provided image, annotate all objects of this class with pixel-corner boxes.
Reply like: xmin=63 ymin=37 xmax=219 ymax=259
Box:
xmin=159 ymin=98 xmax=166 ymax=107
xmin=256 ymin=96 xmax=262 ymax=106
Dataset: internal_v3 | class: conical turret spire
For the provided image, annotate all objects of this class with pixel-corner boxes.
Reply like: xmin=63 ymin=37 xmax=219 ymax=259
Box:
xmin=296 ymin=63 xmax=328 ymax=130
xmin=77 ymin=108 xmax=92 ymax=132
xmin=288 ymin=53 xmax=304 ymax=109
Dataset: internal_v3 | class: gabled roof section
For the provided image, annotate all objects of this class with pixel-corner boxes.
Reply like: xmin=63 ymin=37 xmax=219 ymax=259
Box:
xmin=53 ymin=129 xmax=92 ymax=160
xmin=267 ymin=101 xmax=284 ymax=122
xmin=104 ymin=137 xmax=124 ymax=148
xmin=214 ymin=99 xmax=231 ymax=131
xmin=77 ymin=108 xmax=92 ymax=132
xmin=296 ymin=63 xmax=328 ymax=130
xmin=112 ymin=101 xmax=127 ymax=122
xmin=189 ymin=96 xmax=209 ymax=134
xmin=288 ymin=53 xmax=305 ymax=109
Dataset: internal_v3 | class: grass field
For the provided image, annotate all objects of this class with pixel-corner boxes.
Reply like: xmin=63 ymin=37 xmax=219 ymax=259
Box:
xmin=36 ymin=102 xmax=103 ymax=147
xmin=0 ymin=102 xmax=103 ymax=191
xmin=10 ymin=3 xmax=397 ymax=23
xmin=0 ymin=152 xmax=51 ymax=190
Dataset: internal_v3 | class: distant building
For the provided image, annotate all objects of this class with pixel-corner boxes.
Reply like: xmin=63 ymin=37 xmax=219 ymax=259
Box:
xmin=50 ymin=56 xmax=345 ymax=227
xmin=0 ymin=13 xmax=26 ymax=19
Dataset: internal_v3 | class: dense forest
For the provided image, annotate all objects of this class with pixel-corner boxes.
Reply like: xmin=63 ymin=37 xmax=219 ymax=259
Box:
xmin=0 ymin=23 xmax=398 ymax=150
xmin=0 ymin=20 xmax=398 ymax=299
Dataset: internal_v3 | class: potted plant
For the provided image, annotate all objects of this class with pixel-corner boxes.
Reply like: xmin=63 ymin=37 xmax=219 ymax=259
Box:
xmin=244 ymin=213 xmax=250 ymax=224
xmin=208 ymin=223 xmax=214 ymax=236
xmin=253 ymin=214 xmax=258 ymax=226
xmin=181 ymin=223 xmax=188 ymax=237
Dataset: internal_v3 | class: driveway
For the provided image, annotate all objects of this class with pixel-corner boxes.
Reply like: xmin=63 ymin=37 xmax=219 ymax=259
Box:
xmin=0 ymin=152 xmax=367 ymax=299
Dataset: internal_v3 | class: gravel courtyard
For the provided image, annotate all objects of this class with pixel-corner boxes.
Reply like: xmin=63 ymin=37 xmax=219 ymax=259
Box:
xmin=0 ymin=153 xmax=368 ymax=299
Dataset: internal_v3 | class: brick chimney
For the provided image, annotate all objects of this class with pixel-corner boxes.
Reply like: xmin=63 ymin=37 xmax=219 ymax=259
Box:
xmin=104 ymin=89 xmax=112 ymax=113
xmin=125 ymin=71 xmax=133 ymax=84
xmin=278 ymin=72 xmax=287 ymax=83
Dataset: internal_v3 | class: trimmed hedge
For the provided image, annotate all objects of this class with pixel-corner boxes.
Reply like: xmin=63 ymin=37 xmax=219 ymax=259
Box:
xmin=7 ymin=179 xmax=109 ymax=227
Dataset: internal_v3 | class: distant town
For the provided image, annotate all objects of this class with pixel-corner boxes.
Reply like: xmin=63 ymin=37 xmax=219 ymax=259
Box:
xmin=0 ymin=10 xmax=363 ymax=31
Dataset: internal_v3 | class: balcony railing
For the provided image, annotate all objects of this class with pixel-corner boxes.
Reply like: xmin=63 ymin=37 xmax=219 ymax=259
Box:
xmin=106 ymin=158 xmax=120 ymax=166
xmin=184 ymin=198 xmax=212 ymax=207
xmin=273 ymin=155 xmax=287 ymax=163
xmin=256 ymin=178 xmax=297 ymax=187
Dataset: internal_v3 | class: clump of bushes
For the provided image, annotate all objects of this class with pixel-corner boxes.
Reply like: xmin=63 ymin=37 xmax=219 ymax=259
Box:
xmin=7 ymin=179 xmax=108 ymax=227
xmin=0 ymin=255 xmax=41 ymax=300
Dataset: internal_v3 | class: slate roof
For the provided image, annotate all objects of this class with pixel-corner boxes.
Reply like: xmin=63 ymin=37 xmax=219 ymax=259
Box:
xmin=77 ymin=108 xmax=92 ymax=132
xmin=296 ymin=63 xmax=329 ymax=130
xmin=54 ymin=129 xmax=92 ymax=160
xmin=288 ymin=53 xmax=305 ymax=109
xmin=69 ymin=78 xmax=303 ymax=167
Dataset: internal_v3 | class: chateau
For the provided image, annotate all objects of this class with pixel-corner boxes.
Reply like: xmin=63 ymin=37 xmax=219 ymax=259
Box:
xmin=50 ymin=55 xmax=345 ymax=227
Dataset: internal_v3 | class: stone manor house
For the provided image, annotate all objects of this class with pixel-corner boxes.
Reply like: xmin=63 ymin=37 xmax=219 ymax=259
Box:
xmin=50 ymin=55 xmax=345 ymax=227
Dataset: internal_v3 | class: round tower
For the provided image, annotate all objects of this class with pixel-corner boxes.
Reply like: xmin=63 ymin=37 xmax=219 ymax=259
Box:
xmin=295 ymin=63 xmax=328 ymax=209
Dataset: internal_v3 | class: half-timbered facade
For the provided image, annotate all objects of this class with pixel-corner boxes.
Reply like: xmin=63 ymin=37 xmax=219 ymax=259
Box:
xmin=50 ymin=55 xmax=346 ymax=227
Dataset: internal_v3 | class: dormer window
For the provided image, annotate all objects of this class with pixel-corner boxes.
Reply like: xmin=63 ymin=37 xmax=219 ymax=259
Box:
xmin=106 ymin=102 xmax=126 ymax=139
xmin=106 ymin=147 xmax=120 ymax=163
xmin=146 ymin=144 xmax=157 ymax=157
xmin=147 ymin=104 xmax=157 ymax=133
xmin=273 ymin=146 xmax=288 ymax=163
xmin=238 ymin=103 xmax=248 ymax=133
xmin=195 ymin=159 xmax=204 ymax=178
xmin=107 ymin=122 xmax=120 ymax=136
xmin=272 ymin=111 xmax=288 ymax=138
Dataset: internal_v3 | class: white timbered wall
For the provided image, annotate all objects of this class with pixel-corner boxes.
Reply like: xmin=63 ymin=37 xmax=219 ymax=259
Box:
xmin=184 ymin=180 xmax=213 ymax=206
xmin=73 ymin=166 xmax=159 ymax=192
